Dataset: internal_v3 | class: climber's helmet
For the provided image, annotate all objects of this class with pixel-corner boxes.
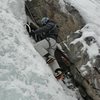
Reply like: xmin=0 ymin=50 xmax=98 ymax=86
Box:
xmin=41 ymin=17 xmax=49 ymax=25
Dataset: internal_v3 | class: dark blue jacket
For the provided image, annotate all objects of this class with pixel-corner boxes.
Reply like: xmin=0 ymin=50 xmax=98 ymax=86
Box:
xmin=31 ymin=21 xmax=58 ymax=42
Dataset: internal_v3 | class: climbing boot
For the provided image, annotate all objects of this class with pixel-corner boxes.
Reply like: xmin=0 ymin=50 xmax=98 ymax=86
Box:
xmin=46 ymin=55 xmax=55 ymax=64
xmin=54 ymin=68 xmax=65 ymax=80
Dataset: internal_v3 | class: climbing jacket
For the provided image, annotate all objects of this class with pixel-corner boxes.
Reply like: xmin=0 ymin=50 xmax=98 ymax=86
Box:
xmin=31 ymin=20 xmax=59 ymax=42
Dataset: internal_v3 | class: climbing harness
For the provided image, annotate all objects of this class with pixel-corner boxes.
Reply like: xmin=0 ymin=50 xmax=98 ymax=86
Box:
xmin=46 ymin=38 xmax=56 ymax=50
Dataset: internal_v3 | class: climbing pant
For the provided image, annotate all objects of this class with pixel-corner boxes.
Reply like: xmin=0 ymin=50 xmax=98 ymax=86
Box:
xmin=34 ymin=38 xmax=60 ymax=73
xmin=34 ymin=38 xmax=56 ymax=57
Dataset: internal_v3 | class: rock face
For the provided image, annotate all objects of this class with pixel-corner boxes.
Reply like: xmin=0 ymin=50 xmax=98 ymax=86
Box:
xmin=60 ymin=30 xmax=100 ymax=100
xmin=25 ymin=0 xmax=85 ymax=42
xmin=25 ymin=0 xmax=100 ymax=100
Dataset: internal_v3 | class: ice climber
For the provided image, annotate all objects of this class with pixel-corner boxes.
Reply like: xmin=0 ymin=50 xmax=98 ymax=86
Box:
xmin=30 ymin=17 xmax=58 ymax=63
xmin=29 ymin=17 xmax=61 ymax=74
